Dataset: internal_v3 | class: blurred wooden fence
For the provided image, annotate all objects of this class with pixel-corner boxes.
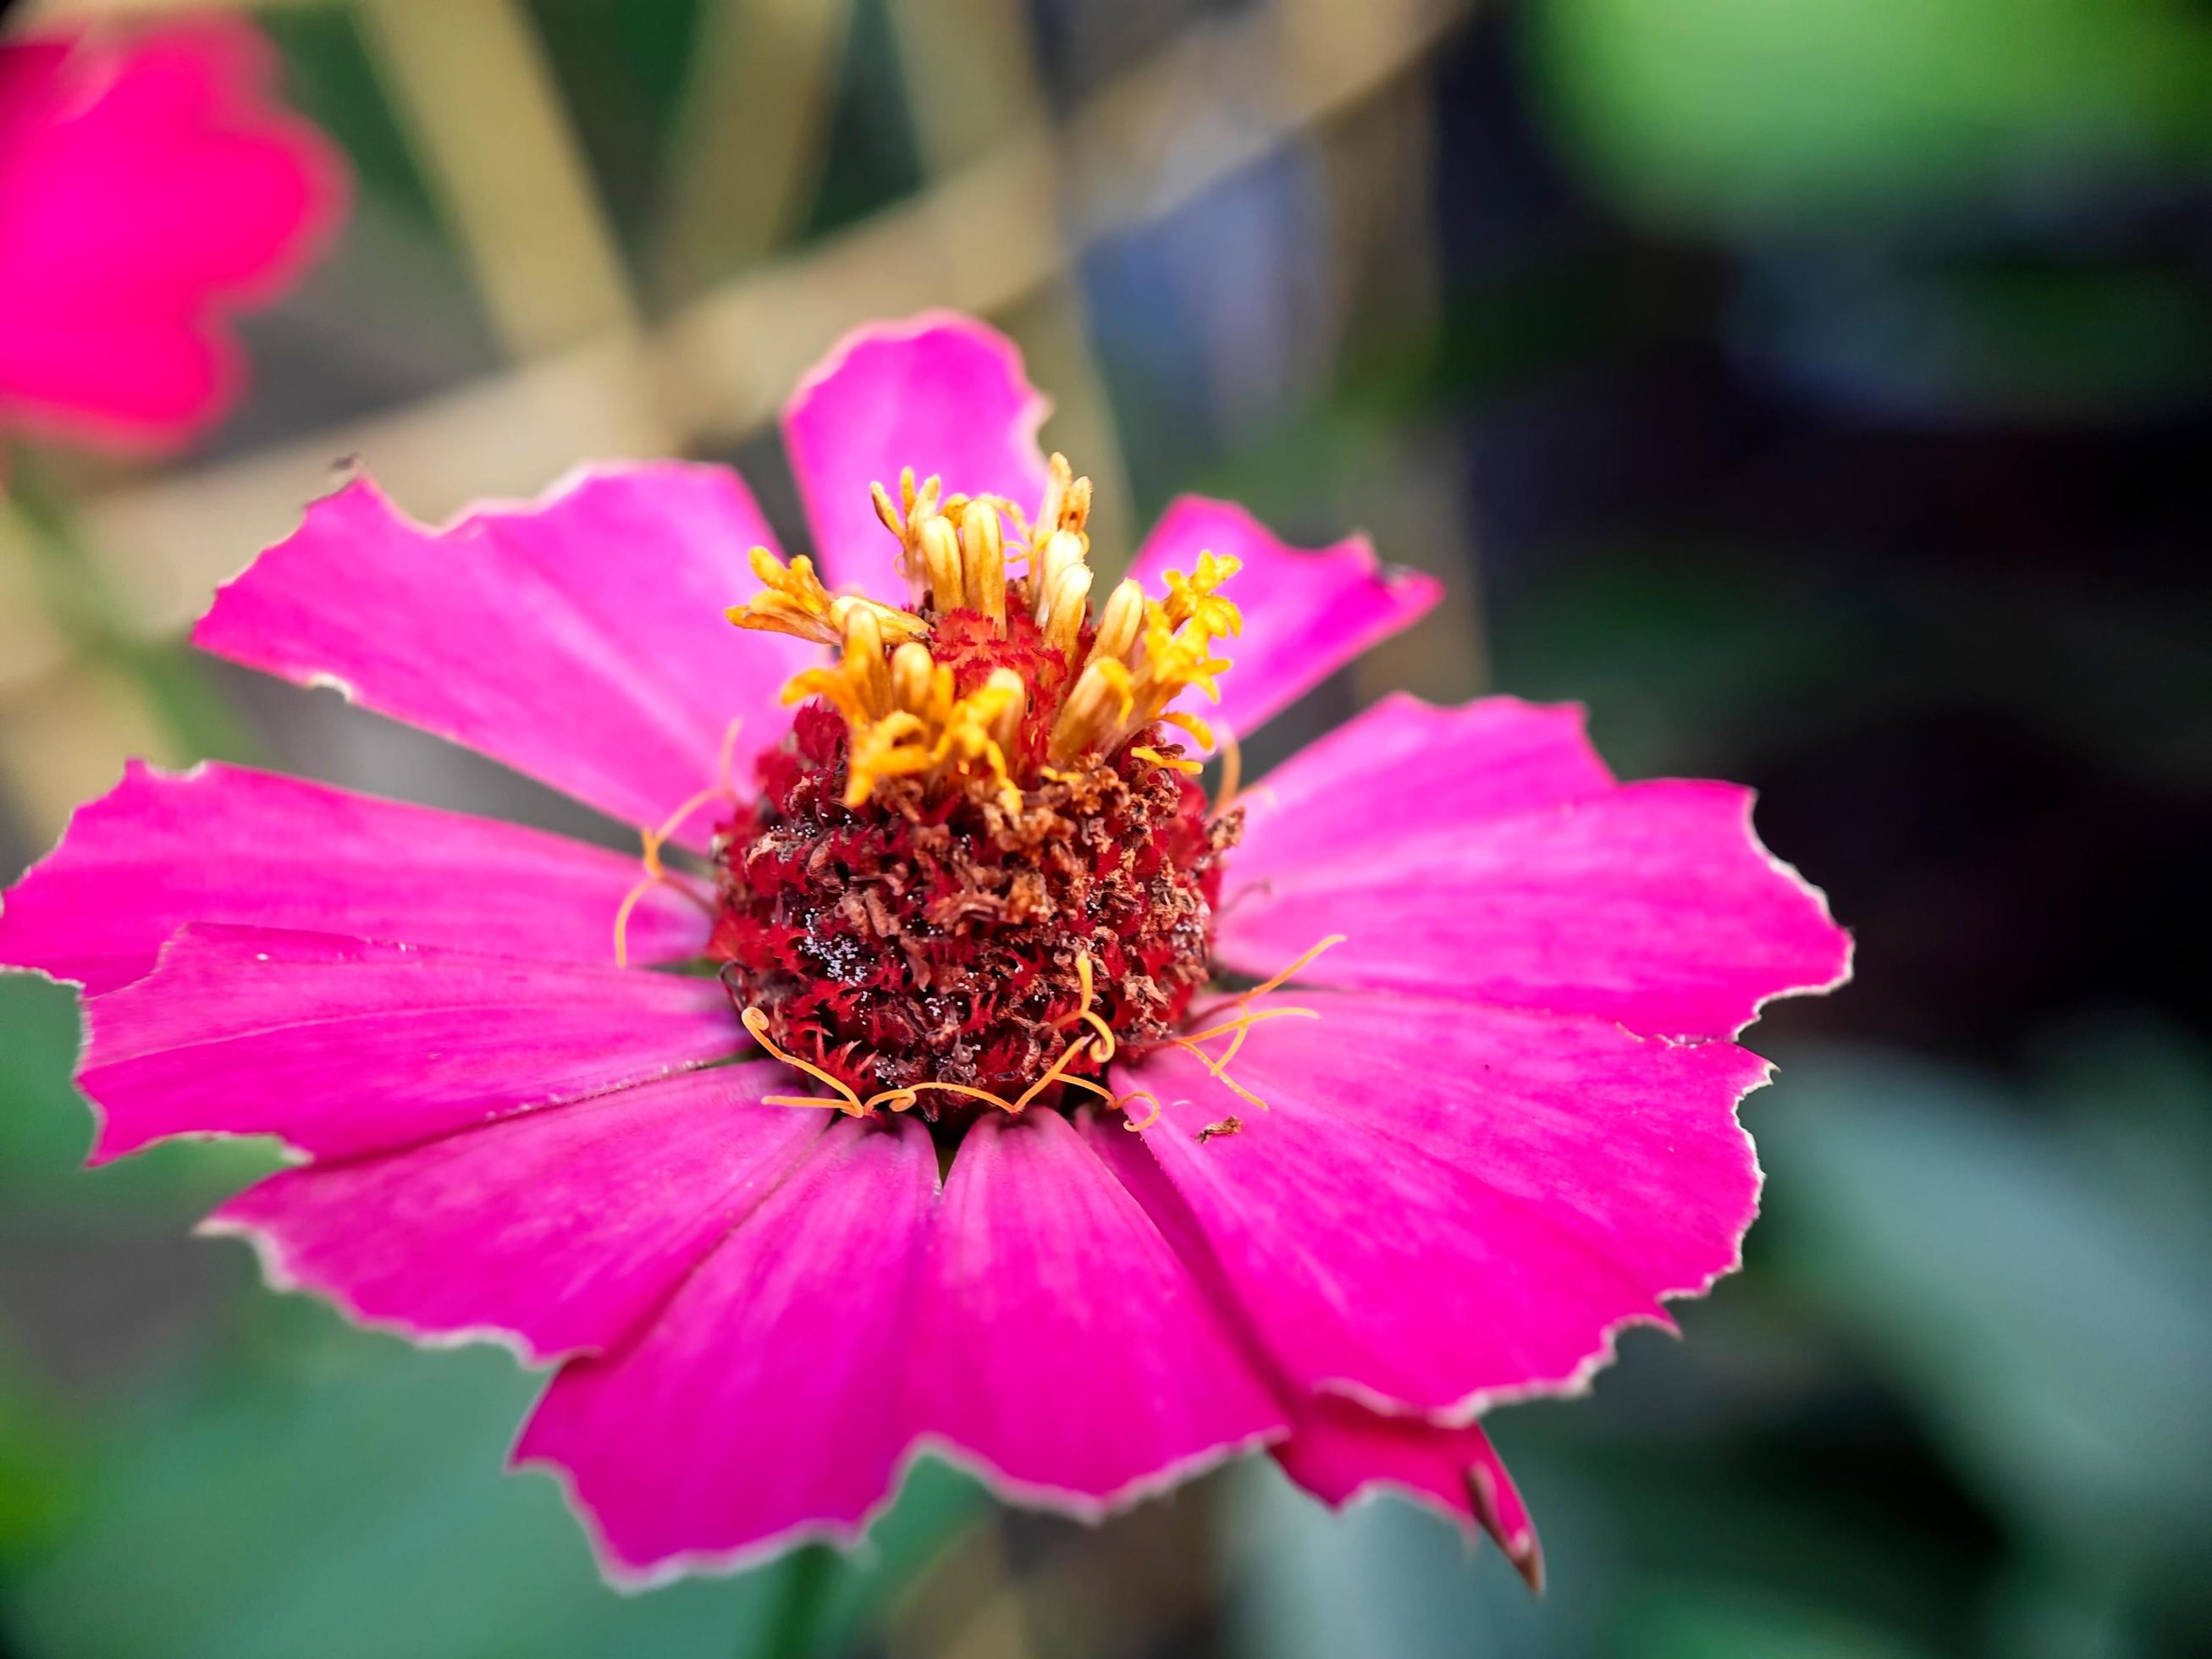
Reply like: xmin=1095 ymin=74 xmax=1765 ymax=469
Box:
xmin=3 ymin=0 xmax=1476 ymax=845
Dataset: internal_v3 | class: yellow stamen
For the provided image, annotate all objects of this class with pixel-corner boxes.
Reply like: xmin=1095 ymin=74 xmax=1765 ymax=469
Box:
xmin=1040 ymin=563 xmax=1095 ymax=662
xmin=920 ymin=515 xmax=965 ymax=611
xmin=1089 ymin=578 xmax=1146 ymax=669
xmin=747 ymin=952 xmax=1119 ymax=1121
xmin=728 ymin=546 xmax=925 ymax=647
xmin=1034 ymin=452 xmax=1095 ymax=544
xmin=1168 ymin=1034 xmax=1272 ymax=1112
xmin=1196 ymin=932 xmax=1346 ymax=1018
xmin=741 ymin=1007 xmax=870 ymax=1115
xmin=1048 ymin=659 xmax=1135 ymax=762
xmin=611 ymin=782 xmax=732 ymax=967
xmin=740 ymin=450 xmax=1269 ymax=808
xmin=1159 ymin=710 xmax=1216 ymax=751
xmin=1032 ymin=529 xmax=1086 ymax=623
xmin=1139 ymin=933 xmax=1347 ymax=1117
xmin=890 ymin=640 xmax=934 ymax=713
xmin=1119 ymin=1090 xmax=1163 ymax=1132
xmin=1138 ymin=604 xmax=1233 ymax=709
xmin=1211 ymin=723 xmax=1242 ymax=818
xmin=1130 ymin=746 xmax=1202 ymax=775
xmin=845 ymin=709 xmax=934 ymax=806
xmin=1175 ymin=1005 xmax=1323 ymax=1046
xmin=960 ymin=503 xmax=1007 ymax=626
xmin=1161 ymin=551 xmax=1245 ymax=643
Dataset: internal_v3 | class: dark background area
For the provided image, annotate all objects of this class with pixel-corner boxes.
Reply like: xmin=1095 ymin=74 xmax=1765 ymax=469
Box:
xmin=2 ymin=1 xmax=2209 ymax=1654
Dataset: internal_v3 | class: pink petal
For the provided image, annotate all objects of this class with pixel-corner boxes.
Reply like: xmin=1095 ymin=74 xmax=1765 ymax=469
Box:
xmin=1232 ymin=693 xmax=1615 ymax=868
xmin=195 ymin=466 xmax=814 ymax=849
xmin=514 ymin=1117 xmax=938 ymax=1585
xmin=914 ymin=1111 xmax=1285 ymax=1509
xmin=1221 ymin=773 xmax=1852 ymax=1041
xmin=1126 ymin=498 xmax=1442 ymax=741
xmin=208 ymin=1065 xmax=823 ymax=1363
xmin=1273 ymin=1396 xmax=1542 ymax=1590
xmin=80 ymin=925 xmax=737 ymax=1165
xmin=0 ymin=315 xmax=234 ymax=448
xmin=1102 ymin=988 xmax=1769 ymax=1419
xmin=0 ymin=19 xmax=347 ymax=449
xmin=0 ymin=760 xmax=701 ymax=996
xmin=781 ymin=313 xmax=1051 ymax=592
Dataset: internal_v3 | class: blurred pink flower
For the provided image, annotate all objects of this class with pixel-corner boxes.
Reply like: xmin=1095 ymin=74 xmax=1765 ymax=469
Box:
xmin=0 ymin=16 xmax=347 ymax=452
xmin=0 ymin=315 xmax=1849 ymax=1587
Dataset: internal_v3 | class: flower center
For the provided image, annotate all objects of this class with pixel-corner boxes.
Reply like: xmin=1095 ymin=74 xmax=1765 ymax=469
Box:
xmin=711 ymin=456 xmax=1246 ymax=1116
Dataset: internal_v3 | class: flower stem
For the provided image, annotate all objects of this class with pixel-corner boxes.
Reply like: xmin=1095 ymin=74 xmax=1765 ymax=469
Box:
xmin=761 ymin=1544 xmax=839 ymax=1659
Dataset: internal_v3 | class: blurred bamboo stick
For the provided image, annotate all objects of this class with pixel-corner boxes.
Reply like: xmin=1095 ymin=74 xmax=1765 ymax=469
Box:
xmin=883 ymin=0 xmax=1138 ymax=565
xmin=656 ymin=0 xmax=854 ymax=302
xmin=8 ymin=0 xmax=1472 ymax=723
xmin=357 ymin=0 xmax=643 ymax=358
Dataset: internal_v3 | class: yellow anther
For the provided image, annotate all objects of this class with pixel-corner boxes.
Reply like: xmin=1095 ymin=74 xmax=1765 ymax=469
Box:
xmin=729 ymin=545 xmax=926 ymax=648
xmin=1161 ymin=551 xmax=1245 ymax=643
xmin=981 ymin=667 xmax=1028 ymax=754
xmin=1032 ymin=529 xmax=1087 ymax=624
xmin=869 ymin=480 xmax=903 ymax=538
xmin=1094 ymin=656 xmax=1135 ymax=722
xmin=1159 ymin=710 xmax=1216 ymax=752
xmin=846 ymin=609 xmax=890 ymax=716
xmin=727 ymin=548 xmax=838 ymax=645
xmin=825 ymin=593 xmax=928 ymax=645
xmin=1131 ymin=746 xmax=1203 ymax=775
xmin=1050 ymin=658 xmax=1138 ymax=761
xmin=960 ymin=503 xmax=1007 ymax=626
xmin=925 ymin=668 xmax=1024 ymax=813
xmin=1060 ymin=473 xmax=1093 ymax=536
xmin=919 ymin=515 xmax=964 ymax=612
xmin=781 ymin=611 xmax=891 ymax=727
xmin=1041 ymin=563 xmax=1095 ymax=662
xmin=1034 ymin=453 xmax=1078 ymax=542
xmin=1139 ymin=605 xmax=1233 ymax=708
xmin=1089 ymin=579 xmax=1145 ymax=669
xmin=890 ymin=640 xmax=934 ymax=714
xmin=844 ymin=711 xmax=934 ymax=807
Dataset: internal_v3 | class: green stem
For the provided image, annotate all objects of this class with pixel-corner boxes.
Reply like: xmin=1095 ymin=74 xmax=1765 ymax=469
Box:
xmin=761 ymin=1545 xmax=839 ymax=1659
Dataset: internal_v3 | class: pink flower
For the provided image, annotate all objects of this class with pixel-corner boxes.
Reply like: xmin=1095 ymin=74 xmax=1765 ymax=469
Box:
xmin=0 ymin=17 xmax=347 ymax=452
xmin=0 ymin=315 xmax=1850 ymax=1588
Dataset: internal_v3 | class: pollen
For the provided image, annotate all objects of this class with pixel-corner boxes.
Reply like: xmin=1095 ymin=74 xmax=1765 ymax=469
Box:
xmin=713 ymin=452 xmax=1258 ymax=1111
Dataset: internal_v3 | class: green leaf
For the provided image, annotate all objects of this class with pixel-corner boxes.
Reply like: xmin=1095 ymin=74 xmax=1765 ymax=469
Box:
xmin=10 ymin=1305 xmax=985 ymax=1659
xmin=1529 ymin=0 xmax=2212 ymax=236
xmin=1760 ymin=1045 xmax=2212 ymax=1589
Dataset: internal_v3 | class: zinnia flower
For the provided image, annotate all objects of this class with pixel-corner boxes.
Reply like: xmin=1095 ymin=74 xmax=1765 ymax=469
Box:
xmin=0 ymin=315 xmax=1850 ymax=1587
xmin=0 ymin=16 xmax=346 ymax=452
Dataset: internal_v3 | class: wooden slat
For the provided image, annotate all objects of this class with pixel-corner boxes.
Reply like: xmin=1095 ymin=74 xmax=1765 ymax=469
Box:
xmin=884 ymin=0 xmax=1139 ymax=565
xmin=24 ymin=0 xmax=1471 ymax=702
xmin=356 ymin=0 xmax=642 ymax=357
xmin=655 ymin=0 xmax=853 ymax=302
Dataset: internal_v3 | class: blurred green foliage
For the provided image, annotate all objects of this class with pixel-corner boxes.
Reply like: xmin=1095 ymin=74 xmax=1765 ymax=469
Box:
xmin=1220 ymin=1034 xmax=2212 ymax=1659
xmin=1531 ymin=0 xmax=2212 ymax=236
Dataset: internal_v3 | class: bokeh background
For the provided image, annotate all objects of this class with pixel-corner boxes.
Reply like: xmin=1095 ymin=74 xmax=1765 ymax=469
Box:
xmin=3 ymin=0 xmax=2210 ymax=1654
